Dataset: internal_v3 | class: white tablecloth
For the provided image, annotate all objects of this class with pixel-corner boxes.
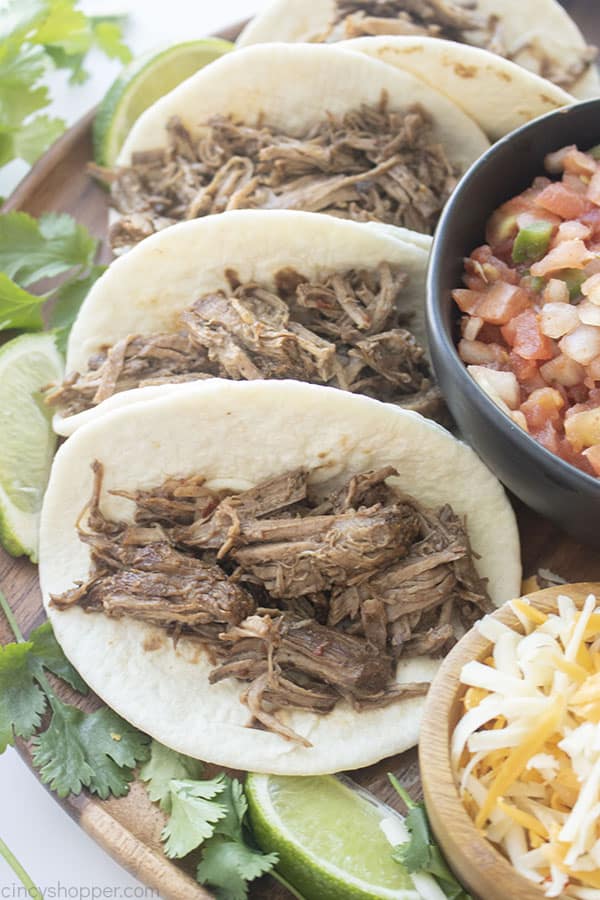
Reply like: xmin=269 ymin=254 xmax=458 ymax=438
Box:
xmin=0 ymin=2 xmax=268 ymax=896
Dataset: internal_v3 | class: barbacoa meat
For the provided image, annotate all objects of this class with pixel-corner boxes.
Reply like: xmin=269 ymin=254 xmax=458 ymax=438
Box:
xmin=108 ymin=96 xmax=457 ymax=250
xmin=327 ymin=1 xmax=598 ymax=92
xmin=52 ymin=462 xmax=492 ymax=745
xmin=46 ymin=263 xmax=441 ymax=421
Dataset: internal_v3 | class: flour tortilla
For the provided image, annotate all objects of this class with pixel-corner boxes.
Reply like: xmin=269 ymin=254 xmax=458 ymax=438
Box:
xmin=237 ymin=0 xmax=599 ymax=100
xmin=55 ymin=210 xmax=431 ymax=436
xmin=39 ymin=379 xmax=521 ymax=774
xmin=116 ymin=41 xmax=488 ymax=177
xmin=339 ymin=36 xmax=573 ymax=141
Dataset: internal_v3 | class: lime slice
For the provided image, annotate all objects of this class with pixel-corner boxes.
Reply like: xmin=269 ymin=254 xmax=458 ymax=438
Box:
xmin=0 ymin=334 xmax=63 ymax=562
xmin=246 ymin=774 xmax=419 ymax=900
xmin=93 ymin=38 xmax=234 ymax=166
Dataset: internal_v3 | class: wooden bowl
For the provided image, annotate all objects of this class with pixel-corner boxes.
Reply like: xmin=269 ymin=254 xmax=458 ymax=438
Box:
xmin=419 ymin=582 xmax=600 ymax=900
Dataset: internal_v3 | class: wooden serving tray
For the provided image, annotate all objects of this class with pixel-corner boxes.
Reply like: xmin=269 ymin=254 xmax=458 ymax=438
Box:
xmin=1 ymin=5 xmax=598 ymax=898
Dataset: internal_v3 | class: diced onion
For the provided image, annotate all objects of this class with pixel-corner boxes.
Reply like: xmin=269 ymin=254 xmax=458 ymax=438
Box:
xmin=560 ymin=325 xmax=600 ymax=365
xmin=468 ymin=366 xmax=520 ymax=410
xmin=578 ymin=301 xmax=600 ymax=327
xmin=540 ymin=354 xmax=585 ymax=388
xmin=540 ymin=302 xmax=580 ymax=338
xmin=543 ymin=278 xmax=570 ymax=305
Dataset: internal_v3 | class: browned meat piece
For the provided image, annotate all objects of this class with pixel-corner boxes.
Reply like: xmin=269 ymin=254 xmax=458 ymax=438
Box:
xmin=46 ymin=261 xmax=442 ymax=426
xmin=53 ymin=462 xmax=492 ymax=745
xmin=232 ymin=504 xmax=421 ymax=598
xmin=277 ymin=616 xmax=392 ymax=695
xmin=45 ymin=333 xmax=215 ymax=418
xmin=329 ymin=1 xmax=597 ymax=93
xmin=109 ymin=99 xmax=457 ymax=251
xmin=403 ymin=624 xmax=456 ymax=658
xmin=351 ymin=680 xmax=429 ymax=710
xmin=177 ymin=468 xmax=309 ymax=550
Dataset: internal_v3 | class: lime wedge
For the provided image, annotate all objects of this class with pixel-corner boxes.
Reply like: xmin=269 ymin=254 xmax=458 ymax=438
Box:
xmin=0 ymin=334 xmax=63 ymax=562
xmin=93 ymin=38 xmax=234 ymax=166
xmin=246 ymin=774 xmax=419 ymax=900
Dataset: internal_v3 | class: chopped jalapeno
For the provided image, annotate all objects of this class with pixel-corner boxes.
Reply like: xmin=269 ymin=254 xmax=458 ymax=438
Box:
xmin=521 ymin=274 xmax=546 ymax=294
xmin=512 ymin=221 xmax=553 ymax=265
xmin=589 ymin=144 xmax=600 ymax=160
xmin=558 ymin=268 xmax=587 ymax=300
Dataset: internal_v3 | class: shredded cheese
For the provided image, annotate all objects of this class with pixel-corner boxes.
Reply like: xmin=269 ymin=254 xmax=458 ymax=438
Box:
xmin=454 ymin=592 xmax=600 ymax=898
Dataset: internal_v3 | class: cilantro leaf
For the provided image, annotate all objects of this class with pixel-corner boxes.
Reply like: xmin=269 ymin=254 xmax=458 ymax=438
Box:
xmin=388 ymin=776 xmax=473 ymax=900
xmin=27 ymin=621 xmax=88 ymax=693
xmin=162 ymin=777 xmax=228 ymax=858
xmin=139 ymin=740 xmax=204 ymax=812
xmin=50 ymin=264 xmax=105 ymax=353
xmin=0 ymin=642 xmax=46 ymax=752
xmin=12 ymin=113 xmax=65 ymax=164
xmin=0 ymin=211 xmax=97 ymax=285
xmin=0 ymin=0 xmax=130 ymax=168
xmin=197 ymin=839 xmax=278 ymax=900
xmin=33 ymin=700 xmax=150 ymax=799
xmin=0 ymin=273 xmax=45 ymax=331
xmin=213 ymin=778 xmax=247 ymax=842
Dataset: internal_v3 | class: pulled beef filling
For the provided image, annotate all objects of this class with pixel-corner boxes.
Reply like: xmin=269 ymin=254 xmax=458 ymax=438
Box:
xmin=45 ymin=263 xmax=441 ymax=420
xmin=52 ymin=462 xmax=493 ymax=745
xmin=327 ymin=0 xmax=597 ymax=92
xmin=108 ymin=97 xmax=457 ymax=250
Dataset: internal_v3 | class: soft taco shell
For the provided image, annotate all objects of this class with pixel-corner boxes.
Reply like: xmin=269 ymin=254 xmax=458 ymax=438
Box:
xmin=339 ymin=36 xmax=572 ymax=141
xmin=116 ymin=43 xmax=488 ymax=174
xmin=56 ymin=210 xmax=431 ymax=436
xmin=39 ymin=379 xmax=521 ymax=774
xmin=237 ymin=0 xmax=599 ymax=100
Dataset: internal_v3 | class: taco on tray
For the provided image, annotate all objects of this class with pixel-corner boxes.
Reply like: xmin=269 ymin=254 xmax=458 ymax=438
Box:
xmin=45 ymin=210 xmax=438 ymax=436
xmin=104 ymin=42 xmax=489 ymax=252
xmin=237 ymin=0 xmax=599 ymax=99
xmin=39 ymin=379 xmax=521 ymax=773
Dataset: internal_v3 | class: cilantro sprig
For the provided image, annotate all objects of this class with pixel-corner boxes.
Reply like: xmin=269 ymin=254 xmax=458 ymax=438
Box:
xmin=0 ymin=210 xmax=106 ymax=349
xmin=0 ymin=591 xmax=150 ymax=799
xmin=0 ymin=0 xmax=130 ymax=170
xmin=141 ymin=741 xmax=278 ymax=900
xmin=389 ymin=775 xmax=473 ymax=900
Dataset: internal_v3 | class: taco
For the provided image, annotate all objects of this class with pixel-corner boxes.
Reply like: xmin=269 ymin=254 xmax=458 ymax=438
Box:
xmin=340 ymin=36 xmax=573 ymax=141
xmin=46 ymin=210 xmax=437 ymax=436
xmin=106 ymin=42 xmax=489 ymax=252
xmin=237 ymin=0 xmax=600 ymax=100
xmin=39 ymin=379 xmax=521 ymax=773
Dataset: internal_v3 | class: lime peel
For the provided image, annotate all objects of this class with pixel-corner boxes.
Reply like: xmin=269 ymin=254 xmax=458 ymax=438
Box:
xmin=246 ymin=773 xmax=419 ymax=900
xmin=93 ymin=38 xmax=234 ymax=166
xmin=0 ymin=333 xmax=63 ymax=561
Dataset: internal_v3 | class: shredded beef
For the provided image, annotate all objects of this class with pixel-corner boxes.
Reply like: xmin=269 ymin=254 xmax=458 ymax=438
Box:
xmin=108 ymin=97 xmax=457 ymax=251
xmin=326 ymin=1 xmax=597 ymax=92
xmin=52 ymin=461 xmax=492 ymax=745
xmin=46 ymin=263 xmax=441 ymax=420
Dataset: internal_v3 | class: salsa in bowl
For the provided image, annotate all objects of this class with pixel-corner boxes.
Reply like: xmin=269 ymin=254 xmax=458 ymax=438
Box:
xmin=427 ymin=99 xmax=600 ymax=547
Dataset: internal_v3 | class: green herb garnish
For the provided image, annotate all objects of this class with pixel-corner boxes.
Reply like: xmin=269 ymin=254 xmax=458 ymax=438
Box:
xmin=0 ymin=0 xmax=130 ymax=170
xmin=141 ymin=740 xmax=278 ymax=900
xmin=0 ymin=591 xmax=150 ymax=798
xmin=389 ymin=775 xmax=473 ymax=900
xmin=0 ymin=210 xmax=105 ymax=345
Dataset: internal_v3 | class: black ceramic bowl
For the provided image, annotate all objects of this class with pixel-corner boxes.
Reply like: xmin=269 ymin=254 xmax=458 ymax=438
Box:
xmin=427 ymin=99 xmax=600 ymax=547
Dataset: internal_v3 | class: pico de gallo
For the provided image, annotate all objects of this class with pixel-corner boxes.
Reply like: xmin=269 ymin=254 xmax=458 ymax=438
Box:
xmin=453 ymin=144 xmax=600 ymax=478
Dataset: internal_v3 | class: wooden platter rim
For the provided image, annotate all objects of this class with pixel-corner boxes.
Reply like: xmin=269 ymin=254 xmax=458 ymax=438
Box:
xmin=2 ymin=5 xmax=599 ymax=898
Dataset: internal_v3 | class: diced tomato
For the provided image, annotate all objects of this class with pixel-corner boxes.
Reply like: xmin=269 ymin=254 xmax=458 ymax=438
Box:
xmin=563 ymin=172 xmax=590 ymax=195
xmin=476 ymin=282 xmax=530 ymax=325
xmin=563 ymin=148 xmax=597 ymax=178
xmin=559 ymin=437 xmax=594 ymax=474
xmin=470 ymin=245 xmax=519 ymax=284
xmin=509 ymin=351 xmax=539 ymax=382
xmin=584 ymin=444 xmax=600 ymax=476
xmin=453 ymin=289 xmax=482 ymax=314
xmin=477 ymin=323 xmax=504 ymax=345
xmin=509 ymin=310 xmax=555 ymax=360
xmin=535 ymin=183 xmax=591 ymax=220
xmin=530 ymin=420 xmax=561 ymax=454
xmin=530 ymin=239 xmax=594 ymax=277
xmin=588 ymin=170 xmax=600 ymax=207
xmin=521 ymin=387 xmax=564 ymax=430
